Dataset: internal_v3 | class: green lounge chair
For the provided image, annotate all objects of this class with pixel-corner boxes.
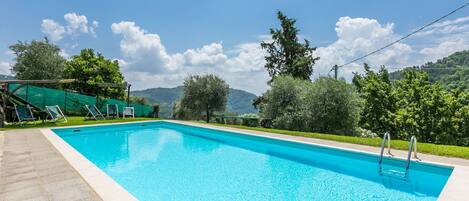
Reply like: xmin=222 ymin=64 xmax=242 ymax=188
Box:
xmin=14 ymin=104 xmax=36 ymax=123
xmin=85 ymin=105 xmax=105 ymax=120
xmin=107 ymin=104 xmax=119 ymax=119
xmin=46 ymin=105 xmax=67 ymax=123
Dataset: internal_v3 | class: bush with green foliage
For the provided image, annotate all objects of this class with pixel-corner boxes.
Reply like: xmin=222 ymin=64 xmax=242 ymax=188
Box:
xmin=353 ymin=64 xmax=397 ymax=135
xmin=302 ymin=77 xmax=362 ymax=134
xmin=9 ymin=38 xmax=66 ymax=80
xmin=354 ymin=65 xmax=469 ymax=146
xmin=64 ymin=49 xmax=126 ymax=99
xmin=260 ymin=76 xmax=362 ymax=134
xmin=179 ymin=74 xmax=229 ymax=122
xmin=240 ymin=113 xmax=260 ymax=127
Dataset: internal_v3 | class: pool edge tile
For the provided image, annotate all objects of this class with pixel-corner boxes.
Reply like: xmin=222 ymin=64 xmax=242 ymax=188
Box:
xmin=40 ymin=128 xmax=139 ymax=201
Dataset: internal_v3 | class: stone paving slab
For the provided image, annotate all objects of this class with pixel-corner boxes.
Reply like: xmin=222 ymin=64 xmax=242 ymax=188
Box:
xmin=0 ymin=129 xmax=102 ymax=201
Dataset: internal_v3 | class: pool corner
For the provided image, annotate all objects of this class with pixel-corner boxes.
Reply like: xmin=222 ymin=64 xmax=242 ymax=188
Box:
xmin=40 ymin=128 xmax=139 ymax=201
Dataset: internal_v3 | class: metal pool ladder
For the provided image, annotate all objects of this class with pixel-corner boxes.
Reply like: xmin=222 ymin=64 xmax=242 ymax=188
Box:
xmin=378 ymin=132 xmax=392 ymax=173
xmin=405 ymin=135 xmax=419 ymax=176
xmin=379 ymin=134 xmax=420 ymax=178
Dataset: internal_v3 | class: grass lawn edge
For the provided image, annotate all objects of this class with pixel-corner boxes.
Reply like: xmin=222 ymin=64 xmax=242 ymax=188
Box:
xmin=201 ymin=122 xmax=469 ymax=160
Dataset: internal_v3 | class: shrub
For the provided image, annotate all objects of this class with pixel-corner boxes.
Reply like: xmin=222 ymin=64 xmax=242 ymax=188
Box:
xmin=260 ymin=76 xmax=362 ymax=135
xmin=240 ymin=113 xmax=260 ymax=127
xmin=260 ymin=118 xmax=273 ymax=128
xmin=302 ymin=77 xmax=362 ymax=135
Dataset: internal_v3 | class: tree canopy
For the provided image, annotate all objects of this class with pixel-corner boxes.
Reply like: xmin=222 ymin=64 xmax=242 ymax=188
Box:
xmin=260 ymin=11 xmax=319 ymax=82
xmin=352 ymin=64 xmax=396 ymax=135
xmin=260 ymin=76 xmax=362 ymax=134
xmin=354 ymin=64 xmax=469 ymax=146
xmin=64 ymin=48 xmax=126 ymax=98
xmin=390 ymin=50 xmax=469 ymax=91
xmin=9 ymin=38 xmax=66 ymax=80
xmin=179 ymin=74 xmax=229 ymax=122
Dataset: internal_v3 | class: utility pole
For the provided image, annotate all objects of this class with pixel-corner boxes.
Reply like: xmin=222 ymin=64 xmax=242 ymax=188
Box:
xmin=127 ymin=84 xmax=131 ymax=107
xmin=333 ymin=65 xmax=338 ymax=79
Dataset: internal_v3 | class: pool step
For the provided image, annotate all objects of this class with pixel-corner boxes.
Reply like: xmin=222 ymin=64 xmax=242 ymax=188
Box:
xmin=380 ymin=168 xmax=407 ymax=180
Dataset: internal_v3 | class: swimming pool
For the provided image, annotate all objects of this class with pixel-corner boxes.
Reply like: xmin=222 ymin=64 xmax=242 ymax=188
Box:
xmin=53 ymin=121 xmax=452 ymax=201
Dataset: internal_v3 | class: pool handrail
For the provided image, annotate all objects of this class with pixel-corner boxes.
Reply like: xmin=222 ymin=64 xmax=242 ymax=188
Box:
xmin=378 ymin=132 xmax=392 ymax=164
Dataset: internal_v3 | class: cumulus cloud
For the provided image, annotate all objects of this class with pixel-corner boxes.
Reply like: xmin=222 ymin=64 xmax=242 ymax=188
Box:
xmin=112 ymin=21 xmax=267 ymax=94
xmin=314 ymin=17 xmax=413 ymax=79
xmin=112 ymin=16 xmax=469 ymax=94
xmin=315 ymin=16 xmax=469 ymax=80
xmin=41 ymin=12 xmax=98 ymax=42
xmin=41 ymin=19 xmax=66 ymax=41
xmin=0 ymin=61 xmax=11 ymax=75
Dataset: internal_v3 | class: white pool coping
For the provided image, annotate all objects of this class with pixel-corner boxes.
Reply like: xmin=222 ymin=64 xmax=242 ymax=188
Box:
xmin=40 ymin=120 xmax=469 ymax=201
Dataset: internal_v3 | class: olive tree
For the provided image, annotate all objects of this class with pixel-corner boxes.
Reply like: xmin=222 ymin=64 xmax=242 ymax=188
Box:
xmin=302 ymin=77 xmax=362 ymax=134
xmin=9 ymin=38 xmax=66 ymax=80
xmin=260 ymin=76 xmax=362 ymax=134
xmin=180 ymin=74 xmax=229 ymax=122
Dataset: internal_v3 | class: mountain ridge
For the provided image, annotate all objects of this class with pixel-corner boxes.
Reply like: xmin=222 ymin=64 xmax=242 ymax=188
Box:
xmin=131 ymin=86 xmax=258 ymax=117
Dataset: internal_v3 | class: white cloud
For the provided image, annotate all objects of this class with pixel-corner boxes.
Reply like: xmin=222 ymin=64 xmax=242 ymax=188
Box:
xmin=41 ymin=12 xmax=98 ymax=42
xmin=41 ymin=19 xmax=66 ymax=41
xmin=314 ymin=17 xmax=414 ymax=79
xmin=0 ymin=61 xmax=11 ymax=75
xmin=112 ymin=21 xmax=268 ymax=94
xmin=315 ymin=16 xmax=469 ymax=80
xmin=113 ymin=16 xmax=469 ymax=95
xmin=420 ymin=37 xmax=469 ymax=59
xmin=64 ymin=12 xmax=90 ymax=34
xmin=181 ymin=43 xmax=227 ymax=66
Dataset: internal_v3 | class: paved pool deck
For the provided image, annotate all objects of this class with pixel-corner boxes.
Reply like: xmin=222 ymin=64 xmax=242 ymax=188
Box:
xmin=0 ymin=129 xmax=102 ymax=201
xmin=1 ymin=120 xmax=468 ymax=201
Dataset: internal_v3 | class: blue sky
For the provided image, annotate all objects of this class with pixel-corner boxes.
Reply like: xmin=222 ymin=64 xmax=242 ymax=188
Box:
xmin=1 ymin=0 xmax=469 ymax=94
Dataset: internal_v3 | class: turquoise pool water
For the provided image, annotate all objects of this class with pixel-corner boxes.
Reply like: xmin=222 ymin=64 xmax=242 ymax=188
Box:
xmin=53 ymin=121 xmax=452 ymax=201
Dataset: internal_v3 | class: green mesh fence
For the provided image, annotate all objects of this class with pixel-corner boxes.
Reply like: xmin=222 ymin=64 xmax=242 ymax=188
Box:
xmin=8 ymin=84 xmax=153 ymax=117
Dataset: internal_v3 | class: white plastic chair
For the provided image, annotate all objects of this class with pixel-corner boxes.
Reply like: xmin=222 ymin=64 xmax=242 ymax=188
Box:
xmin=123 ymin=107 xmax=135 ymax=118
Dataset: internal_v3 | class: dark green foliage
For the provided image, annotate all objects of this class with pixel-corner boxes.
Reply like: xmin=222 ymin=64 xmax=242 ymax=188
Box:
xmin=131 ymin=86 xmax=258 ymax=117
xmin=9 ymin=38 xmax=66 ymax=80
xmin=260 ymin=76 xmax=362 ymax=134
xmin=180 ymin=74 xmax=229 ymax=122
xmin=239 ymin=113 xmax=260 ymax=127
xmin=353 ymin=64 xmax=396 ymax=135
xmin=129 ymin=96 xmax=148 ymax=104
xmin=302 ymin=77 xmax=362 ymax=134
xmin=172 ymin=101 xmax=191 ymax=120
xmin=64 ymin=49 xmax=126 ymax=99
xmin=151 ymin=104 xmax=159 ymax=118
xmin=260 ymin=118 xmax=273 ymax=128
xmin=355 ymin=65 xmax=469 ymax=146
xmin=390 ymin=50 xmax=469 ymax=91
xmin=261 ymin=11 xmax=319 ymax=82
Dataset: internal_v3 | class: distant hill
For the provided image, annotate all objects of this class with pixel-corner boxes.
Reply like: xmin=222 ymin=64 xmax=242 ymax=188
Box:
xmin=390 ymin=50 xmax=469 ymax=90
xmin=0 ymin=74 xmax=14 ymax=80
xmin=131 ymin=86 xmax=258 ymax=118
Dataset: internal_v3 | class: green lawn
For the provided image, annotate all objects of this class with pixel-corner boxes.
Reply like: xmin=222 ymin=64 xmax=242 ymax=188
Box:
xmin=203 ymin=122 xmax=469 ymax=160
xmin=0 ymin=116 xmax=159 ymax=130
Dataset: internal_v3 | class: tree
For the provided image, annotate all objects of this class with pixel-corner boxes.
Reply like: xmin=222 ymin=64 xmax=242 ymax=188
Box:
xmin=260 ymin=11 xmax=319 ymax=82
xmin=302 ymin=77 xmax=362 ymax=134
xmin=392 ymin=70 xmax=455 ymax=143
xmin=180 ymin=74 xmax=229 ymax=122
xmin=352 ymin=64 xmax=397 ymax=135
xmin=64 ymin=49 xmax=126 ymax=98
xmin=9 ymin=38 xmax=66 ymax=80
xmin=260 ymin=76 xmax=362 ymax=134
xmin=129 ymin=96 xmax=148 ymax=104
xmin=260 ymin=76 xmax=309 ymax=131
